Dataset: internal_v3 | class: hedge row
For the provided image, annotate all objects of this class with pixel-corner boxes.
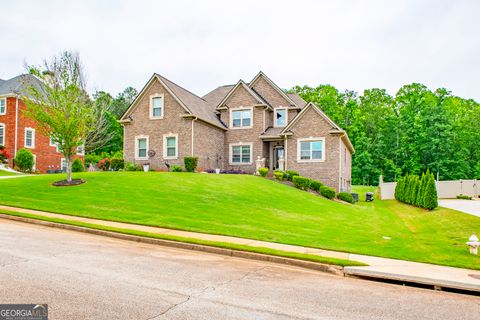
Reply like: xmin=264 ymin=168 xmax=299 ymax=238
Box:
xmin=289 ymin=175 xmax=353 ymax=203
xmin=394 ymin=170 xmax=438 ymax=210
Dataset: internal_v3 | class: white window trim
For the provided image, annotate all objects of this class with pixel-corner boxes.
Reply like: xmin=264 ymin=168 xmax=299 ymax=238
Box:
xmin=61 ymin=158 xmax=67 ymax=172
xmin=0 ymin=98 xmax=6 ymax=115
xmin=0 ymin=123 xmax=5 ymax=146
xmin=273 ymin=107 xmax=288 ymax=128
xmin=135 ymin=135 xmax=149 ymax=160
xmin=297 ymin=137 xmax=326 ymax=163
xmin=24 ymin=127 xmax=35 ymax=149
xmin=229 ymin=142 xmax=253 ymax=165
xmin=163 ymin=133 xmax=178 ymax=159
xmin=229 ymin=107 xmax=253 ymax=129
xmin=149 ymin=93 xmax=164 ymax=120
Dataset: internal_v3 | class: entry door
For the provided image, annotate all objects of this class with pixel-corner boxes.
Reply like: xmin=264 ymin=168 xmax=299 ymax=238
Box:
xmin=274 ymin=147 xmax=284 ymax=170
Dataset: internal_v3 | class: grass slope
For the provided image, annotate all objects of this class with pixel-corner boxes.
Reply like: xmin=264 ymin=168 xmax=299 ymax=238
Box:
xmin=0 ymin=172 xmax=478 ymax=269
xmin=0 ymin=170 xmax=20 ymax=176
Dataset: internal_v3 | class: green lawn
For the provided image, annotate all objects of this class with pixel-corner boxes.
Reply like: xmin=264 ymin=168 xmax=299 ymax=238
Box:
xmin=0 ymin=172 xmax=479 ymax=269
xmin=0 ymin=170 xmax=20 ymax=176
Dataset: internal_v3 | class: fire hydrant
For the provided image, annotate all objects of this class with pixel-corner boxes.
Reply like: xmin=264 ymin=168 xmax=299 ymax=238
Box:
xmin=466 ymin=234 xmax=480 ymax=255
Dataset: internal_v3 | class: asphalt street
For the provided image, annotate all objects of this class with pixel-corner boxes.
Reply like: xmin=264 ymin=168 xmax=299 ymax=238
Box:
xmin=0 ymin=219 xmax=478 ymax=319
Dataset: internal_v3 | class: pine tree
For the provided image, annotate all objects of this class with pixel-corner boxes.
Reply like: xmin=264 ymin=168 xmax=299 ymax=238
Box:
xmin=416 ymin=173 xmax=426 ymax=206
xmin=423 ymin=173 xmax=438 ymax=210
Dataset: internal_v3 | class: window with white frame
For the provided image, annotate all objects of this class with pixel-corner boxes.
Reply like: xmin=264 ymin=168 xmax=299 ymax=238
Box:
xmin=61 ymin=158 xmax=67 ymax=172
xmin=163 ymin=134 xmax=178 ymax=159
xmin=0 ymin=98 xmax=6 ymax=115
xmin=297 ymin=138 xmax=325 ymax=162
xmin=230 ymin=144 xmax=252 ymax=164
xmin=0 ymin=124 xmax=5 ymax=146
xmin=135 ymin=136 xmax=149 ymax=160
xmin=25 ymin=128 xmax=35 ymax=148
xmin=274 ymin=108 xmax=287 ymax=127
xmin=230 ymin=109 xmax=252 ymax=128
xmin=150 ymin=94 xmax=164 ymax=119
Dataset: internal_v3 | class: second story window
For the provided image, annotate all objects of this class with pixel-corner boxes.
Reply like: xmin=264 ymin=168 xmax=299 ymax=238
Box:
xmin=231 ymin=108 xmax=252 ymax=128
xmin=150 ymin=94 xmax=164 ymax=119
xmin=25 ymin=128 xmax=35 ymax=148
xmin=274 ymin=108 xmax=287 ymax=127
xmin=0 ymin=123 xmax=5 ymax=146
xmin=0 ymin=98 xmax=6 ymax=115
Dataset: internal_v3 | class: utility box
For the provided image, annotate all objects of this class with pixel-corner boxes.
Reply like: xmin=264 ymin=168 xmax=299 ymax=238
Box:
xmin=366 ymin=192 xmax=374 ymax=202
xmin=351 ymin=193 xmax=359 ymax=203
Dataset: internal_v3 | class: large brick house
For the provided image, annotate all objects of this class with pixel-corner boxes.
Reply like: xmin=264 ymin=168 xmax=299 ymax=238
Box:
xmin=0 ymin=74 xmax=83 ymax=173
xmin=121 ymin=72 xmax=354 ymax=191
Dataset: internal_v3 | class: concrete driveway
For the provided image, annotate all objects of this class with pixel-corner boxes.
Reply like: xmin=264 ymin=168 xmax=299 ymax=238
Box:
xmin=0 ymin=220 xmax=479 ymax=320
xmin=439 ymin=199 xmax=480 ymax=217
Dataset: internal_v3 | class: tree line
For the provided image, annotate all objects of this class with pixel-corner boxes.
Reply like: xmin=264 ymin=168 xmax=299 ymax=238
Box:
xmin=291 ymin=83 xmax=480 ymax=185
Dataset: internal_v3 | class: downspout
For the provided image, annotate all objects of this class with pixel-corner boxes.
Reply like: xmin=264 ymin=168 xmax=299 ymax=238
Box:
xmin=14 ymin=97 xmax=19 ymax=157
xmin=338 ymin=137 xmax=342 ymax=192
xmin=191 ymin=117 xmax=197 ymax=155
xmin=283 ymin=134 xmax=288 ymax=170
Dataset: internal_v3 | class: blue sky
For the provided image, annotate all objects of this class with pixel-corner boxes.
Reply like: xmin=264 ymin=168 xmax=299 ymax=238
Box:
xmin=1 ymin=0 xmax=479 ymax=100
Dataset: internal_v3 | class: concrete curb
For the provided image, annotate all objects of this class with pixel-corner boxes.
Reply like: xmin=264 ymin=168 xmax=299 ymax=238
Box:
xmin=0 ymin=213 xmax=344 ymax=276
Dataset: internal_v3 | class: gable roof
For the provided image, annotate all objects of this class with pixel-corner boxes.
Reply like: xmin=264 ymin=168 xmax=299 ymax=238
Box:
xmin=202 ymin=85 xmax=234 ymax=108
xmin=214 ymin=80 xmax=265 ymax=109
xmin=121 ymin=74 xmax=226 ymax=130
xmin=287 ymin=93 xmax=307 ymax=108
xmin=249 ymin=71 xmax=298 ymax=107
xmin=0 ymin=74 xmax=45 ymax=98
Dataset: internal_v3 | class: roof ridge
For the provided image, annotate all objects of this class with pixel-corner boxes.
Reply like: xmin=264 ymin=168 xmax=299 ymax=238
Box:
xmin=156 ymin=73 xmax=208 ymax=103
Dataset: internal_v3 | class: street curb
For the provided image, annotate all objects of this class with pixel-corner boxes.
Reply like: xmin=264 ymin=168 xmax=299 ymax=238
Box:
xmin=0 ymin=213 xmax=345 ymax=276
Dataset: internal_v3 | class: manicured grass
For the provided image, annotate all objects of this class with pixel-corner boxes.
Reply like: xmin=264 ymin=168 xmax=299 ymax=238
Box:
xmin=0 ymin=172 xmax=479 ymax=269
xmin=0 ymin=210 xmax=364 ymax=267
xmin=0 ymin=170 xmax=20 ymax=176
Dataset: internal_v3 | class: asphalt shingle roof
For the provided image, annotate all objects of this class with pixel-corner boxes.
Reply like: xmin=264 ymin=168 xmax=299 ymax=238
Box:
xmin=0 ymin=74 xmax=45 ymax=98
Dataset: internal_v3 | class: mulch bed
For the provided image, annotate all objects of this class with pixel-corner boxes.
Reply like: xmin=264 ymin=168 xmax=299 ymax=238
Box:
xmin=52 ymin=179 xmax=86 ymax=187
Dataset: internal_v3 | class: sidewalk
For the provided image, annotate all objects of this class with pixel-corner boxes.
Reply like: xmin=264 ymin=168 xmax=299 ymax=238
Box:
xmin=0 ymin=204 xmax=479 ymax=292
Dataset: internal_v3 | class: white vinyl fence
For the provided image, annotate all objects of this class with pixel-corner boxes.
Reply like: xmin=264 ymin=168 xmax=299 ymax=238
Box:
xmin=379 ymin=176 xmax=479 ymax=200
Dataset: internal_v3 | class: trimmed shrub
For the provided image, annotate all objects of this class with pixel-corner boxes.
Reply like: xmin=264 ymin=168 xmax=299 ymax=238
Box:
xmin=456 ymin=194 xmax=472 ymax=200
xmin=320 ymin=186 xmax=336 ymax=199
xmin=72 ymin=158 xmax=84 ymax=172
xmin=337 ymin=192 xmax=354 ymax=204
xmin=258 ymin=167 xmax=268 ymax=177
xmin=309 ymin=180 xmax=323 ymax=192
xmin=283 ymin=170 xmax=299 ymax=181
xmin=184 ymin=156 xmax=198 ymax=172
xmin=0 ymin=145 xmax=11 ymax=164
xmin=395 ymin=171 xmax=438 ymax=210
xmin=125 ymin=162 xmax=142 ymax=171
xmin=274 ymin=171 xmax=283 ymax=180
xmin=14 ymin=148 xmax=34 ymax=172
xmin=172 ymin=165 xmax=183 ymax=172
xmin=97 ymin=158 xmax=110 ymax=171
xmin=110 ymin=158 xmax=125 ymax=171
xmin=423 ymin=173 xmax=438 ymax=210
xmin=292 ymin=176 xmax=311 ymax=190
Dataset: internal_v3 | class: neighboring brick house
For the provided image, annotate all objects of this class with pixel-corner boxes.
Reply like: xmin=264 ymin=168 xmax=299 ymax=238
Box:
xmin=0 ymin=74 xmax=83 ymax=173
xmin=121 ymin=72 xmax=354 ymax=191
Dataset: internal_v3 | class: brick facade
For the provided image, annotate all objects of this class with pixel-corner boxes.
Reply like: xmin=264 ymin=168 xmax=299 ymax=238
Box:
xmin=0 ymin=97 xmax=78 ymax=173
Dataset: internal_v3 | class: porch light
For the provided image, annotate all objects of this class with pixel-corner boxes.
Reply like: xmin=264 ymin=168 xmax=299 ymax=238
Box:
xmin=466 ymin=234 xmax=479 ymax=255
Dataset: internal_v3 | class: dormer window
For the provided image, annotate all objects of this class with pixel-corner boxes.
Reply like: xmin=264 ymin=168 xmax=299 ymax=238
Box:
xmin=274 ymin=108 xmax=287 ymax=127
xmin=230 ymin=108 xmax=252 ymax=129
xmin=150 ymin=94 xmax=164 ymax=119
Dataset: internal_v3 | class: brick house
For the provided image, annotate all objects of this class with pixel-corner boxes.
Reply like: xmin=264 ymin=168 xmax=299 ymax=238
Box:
xmin=121 ymin=72 xmax=354 ymax=191
xmin=0 ymin=74 xmax=83 ymax=173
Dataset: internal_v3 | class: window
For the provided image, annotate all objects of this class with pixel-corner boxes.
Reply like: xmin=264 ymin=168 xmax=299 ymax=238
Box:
xmin=0 ymin=98 xmax=6 ymax=115
xmin=150 ymin=94 xmax=164 ymax=119
xmin=77 ymin=144 xmax=85 ymax=155
xmin=297 ymin=138 xmax=325 ymax=162
xmin=274 ymin=108 xmax=287 ymax=127
xmin=163 ymin=134 xmax=178 ymax=159
xmin=61 ymin=158 xmax=67 ymax=172
xmin=25 ymin=128 xmax=35 ymax=148
xmin=0 ymin=124 xmax=5 ymax=146
xmin=135 ymin=136 xmax=149 ymax=160
xmin=230 ymin=108 xmax=252 ymax=128
xmin=230 ymin=144 xmax=252 ymax=164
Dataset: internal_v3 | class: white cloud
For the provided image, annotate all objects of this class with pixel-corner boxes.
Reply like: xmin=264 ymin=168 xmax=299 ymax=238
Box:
xmin=1 ymin=0 xmax=479 ymax=100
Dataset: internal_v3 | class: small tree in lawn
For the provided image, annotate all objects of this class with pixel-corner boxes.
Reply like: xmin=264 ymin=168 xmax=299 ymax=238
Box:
xmin=22 ymin=51 xmax=96 ymax=184
xmin=423 ymin=173 xmax=438 ymax=210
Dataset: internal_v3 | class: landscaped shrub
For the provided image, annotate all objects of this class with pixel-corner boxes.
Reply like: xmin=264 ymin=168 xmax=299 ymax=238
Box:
xmin=125 ymin=162 xmax=142 ymax=171
xmin=283 ymin=170 xmax=299 ymax=181
xmin=97 ymin=158 xmax=110 ymax=171
xmin=258 ymin=167 xmax=268 ymax=177
xmin=274 ymin=171 xmax=283 ymax=180
xmin=110 ymin=158 xmax=125 ymax=171
xmin=320 ymin=186 xmax=336 ymax=199
xmin=309 ymin=180 xmax=323 ymax=192
xmin=395 ymin=171 xmax=438 ymax=210
xmin=172 ymin=165 xmax=183 ymax=172
xmin=292 ymin=176 xmax=311 ymax=190
xmin=72 ymin=158 xmax=84 ymax=172
xmin=456 ymin=194 xmax=472 ymax=200
xmin=220 ymin=169 xmax=245 ymax=174
xmin=423 ymin=173 xmax=438 ymax=210
xmin=337 ymin=192 xmax=354 ymax=204
xmin=14 ymin=148 xmax=34 ymax=172
xmin=184 ymin=156 xmax=198 ymax=172
xmin=0 ymin=145 xmax=11 ymax=164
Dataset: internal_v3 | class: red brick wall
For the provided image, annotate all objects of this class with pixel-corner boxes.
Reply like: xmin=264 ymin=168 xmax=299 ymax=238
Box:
xmin=0 ymin=97 xmax=83 ymax=173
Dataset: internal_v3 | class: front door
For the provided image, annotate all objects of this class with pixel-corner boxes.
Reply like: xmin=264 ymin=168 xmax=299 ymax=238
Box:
xmin=274 ymin=147 xmax=284 ymax=170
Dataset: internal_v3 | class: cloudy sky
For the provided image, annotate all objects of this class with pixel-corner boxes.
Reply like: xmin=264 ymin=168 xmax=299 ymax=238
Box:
xmin=1 ymin=0 xmax=479 ymax=100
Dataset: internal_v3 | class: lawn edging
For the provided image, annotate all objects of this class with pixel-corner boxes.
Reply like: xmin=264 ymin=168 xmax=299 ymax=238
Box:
xmin=0 ymin=210 xmax=366 ymax=275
